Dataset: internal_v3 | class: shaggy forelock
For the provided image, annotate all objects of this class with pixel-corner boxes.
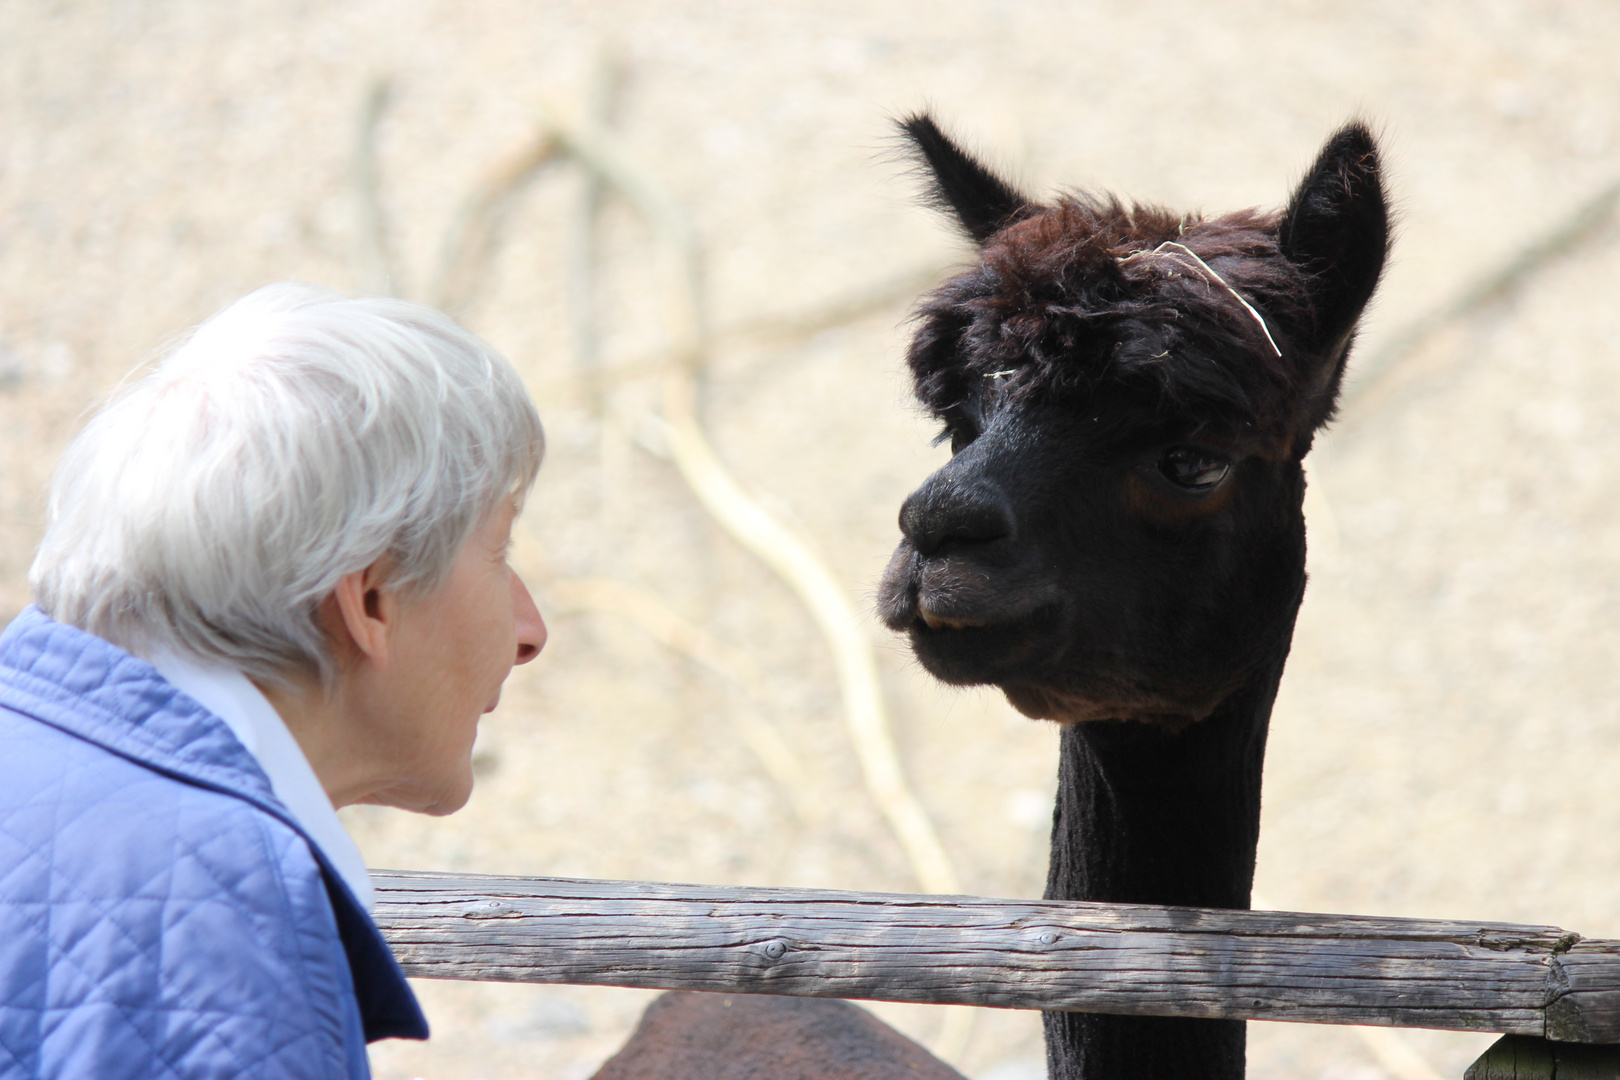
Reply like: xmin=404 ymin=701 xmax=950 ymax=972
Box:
xmin=908 ymin=195 xmax=1319 ymax=440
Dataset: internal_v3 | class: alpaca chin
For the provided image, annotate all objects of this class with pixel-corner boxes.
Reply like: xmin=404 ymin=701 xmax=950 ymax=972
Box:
xmin=1000 ymin=680 xmax=1226 ymax=730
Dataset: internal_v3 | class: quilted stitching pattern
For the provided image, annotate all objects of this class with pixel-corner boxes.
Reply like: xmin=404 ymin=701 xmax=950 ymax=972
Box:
xmin=0 ymin=610 xmax=420 ymax=1080
xmin=0 ymin=611 xmax=274 ymax=805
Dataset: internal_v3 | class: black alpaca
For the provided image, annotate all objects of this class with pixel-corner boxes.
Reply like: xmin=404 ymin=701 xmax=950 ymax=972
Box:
xmin=875 ymin=116 xmax=1389 ymax=1080
xmin=594 ymin=118 xmax=1387 ymax=1080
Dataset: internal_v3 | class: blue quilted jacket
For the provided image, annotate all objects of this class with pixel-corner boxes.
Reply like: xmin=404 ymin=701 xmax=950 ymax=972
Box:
xmin=0 ymin=607 xmax=428 ymax=1079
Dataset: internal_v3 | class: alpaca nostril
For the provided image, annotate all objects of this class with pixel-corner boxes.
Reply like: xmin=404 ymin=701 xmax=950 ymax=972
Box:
xmin=899 ymin=479 xmax=1016 ymax=556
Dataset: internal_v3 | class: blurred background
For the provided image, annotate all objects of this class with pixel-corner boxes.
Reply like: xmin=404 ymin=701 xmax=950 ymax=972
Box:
xmin=4 ymin=2 xmax=1620 ymax=1078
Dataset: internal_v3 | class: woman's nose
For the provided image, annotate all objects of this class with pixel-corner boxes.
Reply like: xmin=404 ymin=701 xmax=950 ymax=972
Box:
xmin=511 ymin=573 xmax=546 ymax=664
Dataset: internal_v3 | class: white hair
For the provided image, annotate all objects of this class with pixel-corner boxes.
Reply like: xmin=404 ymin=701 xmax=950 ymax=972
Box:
xmin=30 ymin=283 xmax=544 ymax=686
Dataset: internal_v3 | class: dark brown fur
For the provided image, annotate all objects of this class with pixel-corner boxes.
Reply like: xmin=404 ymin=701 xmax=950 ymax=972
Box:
xmin=591 ymin=992 xmax=968 ymax=1080
xmin=910 ymin=200 xmax=1321 ymax=451
xmin=584 ymin=117 xmax=1388 ymax=1080
xmin=879 ymin=115 xmax=1390 ymax=1079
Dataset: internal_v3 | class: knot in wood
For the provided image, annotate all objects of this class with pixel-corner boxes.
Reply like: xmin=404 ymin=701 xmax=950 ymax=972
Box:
xmin=462 ymin=900 xmax=523 ymax=920
xmin=758 ymin=939 xmax=789 ymax=960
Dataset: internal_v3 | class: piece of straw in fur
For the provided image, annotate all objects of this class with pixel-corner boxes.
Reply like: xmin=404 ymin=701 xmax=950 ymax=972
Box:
xmin=1121 ymin=241 xmax=1283 ymax=357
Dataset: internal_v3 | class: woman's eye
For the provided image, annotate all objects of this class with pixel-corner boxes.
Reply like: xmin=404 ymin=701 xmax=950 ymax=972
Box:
xmin=1158 ymin=447 xmax=1230 ymax=491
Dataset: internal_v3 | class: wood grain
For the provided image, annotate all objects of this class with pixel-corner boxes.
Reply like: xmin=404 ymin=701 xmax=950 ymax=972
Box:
xmin=372 ymin=871 xmax=1620 ymax=1043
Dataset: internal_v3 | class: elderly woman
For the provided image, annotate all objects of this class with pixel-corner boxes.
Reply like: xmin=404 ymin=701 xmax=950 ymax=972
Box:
xmin=0 ymin=284 xmax=547 ymax=1078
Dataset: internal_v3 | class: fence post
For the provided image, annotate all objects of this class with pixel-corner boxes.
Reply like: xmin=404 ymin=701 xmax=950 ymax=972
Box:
xmin=1464 ymin=1035 xmax=1620 ymax=1079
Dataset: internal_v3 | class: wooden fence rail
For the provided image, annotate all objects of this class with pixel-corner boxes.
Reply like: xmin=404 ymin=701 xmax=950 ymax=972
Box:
xmin=372 ymin=870 xmax=1620 ymax=1045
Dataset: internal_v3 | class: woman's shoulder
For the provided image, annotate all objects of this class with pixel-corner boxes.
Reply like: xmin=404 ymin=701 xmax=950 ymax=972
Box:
xmin=0 ymin=609 xmax=319 ymax=909
xmin=0 ymin=608 xmax=274 ymax=795
xmin=0 ymin=657 xmax=367 ymax=1078
xmin=0 ymin=695 xmax=310 ymax=887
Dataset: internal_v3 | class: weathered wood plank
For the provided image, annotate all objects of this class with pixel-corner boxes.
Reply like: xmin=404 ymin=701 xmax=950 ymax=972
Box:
xmin=371 ymin=871 xmax=1620 ymax=1042
xmin=1546 ymin=941 xmax=1620 ymax=1044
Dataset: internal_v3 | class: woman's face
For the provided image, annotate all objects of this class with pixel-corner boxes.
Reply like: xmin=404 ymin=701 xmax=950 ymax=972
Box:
xmin=353 ymin=500 xmax=545 ymax=815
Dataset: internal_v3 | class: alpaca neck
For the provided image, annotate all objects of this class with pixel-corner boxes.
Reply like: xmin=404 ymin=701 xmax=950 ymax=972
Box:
xmin=1041 ymin=651 xmax=1290 ymax=1080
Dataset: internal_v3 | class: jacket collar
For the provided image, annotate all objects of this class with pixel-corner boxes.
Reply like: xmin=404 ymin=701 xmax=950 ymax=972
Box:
xmin=0 ymin=607 xmax=276 ymax=803
xmin=0 ymin=606 xmax=428 ymax=1042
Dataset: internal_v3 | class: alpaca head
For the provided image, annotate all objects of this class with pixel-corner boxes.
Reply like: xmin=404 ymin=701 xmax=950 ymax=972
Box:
xmin=877 ymin=117 xmax=1389 ymax=727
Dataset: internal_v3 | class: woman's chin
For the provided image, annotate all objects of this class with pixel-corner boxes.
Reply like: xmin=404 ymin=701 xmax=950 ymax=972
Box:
xmin=356 ymin=768 xmax=475 ymax=816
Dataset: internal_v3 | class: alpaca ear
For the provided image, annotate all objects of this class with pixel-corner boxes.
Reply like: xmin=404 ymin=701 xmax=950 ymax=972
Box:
xmin=899 ymin=114 xmax=1033 ymax=244
xmin=1278 ymin=122 xmax=1390 ymax=360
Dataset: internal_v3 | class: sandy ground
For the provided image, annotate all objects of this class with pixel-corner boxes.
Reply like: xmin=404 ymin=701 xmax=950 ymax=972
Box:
xmin=4 ymin=2 xmax=1620 ymax=1077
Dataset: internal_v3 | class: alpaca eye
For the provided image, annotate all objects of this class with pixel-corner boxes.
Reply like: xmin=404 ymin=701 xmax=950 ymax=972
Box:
xmin=937 ymin=416 xmax=979 ymax=454
xmin=1158 ymin=448 xmax=1230 ymax=491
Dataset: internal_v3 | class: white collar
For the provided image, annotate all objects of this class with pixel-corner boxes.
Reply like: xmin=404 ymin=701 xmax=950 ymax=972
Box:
xmin=146 ymin=652 xmax=376 ymax=912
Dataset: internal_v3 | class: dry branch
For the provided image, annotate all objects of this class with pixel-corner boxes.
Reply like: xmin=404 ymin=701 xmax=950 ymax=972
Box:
xmin=534 ymin=104 xmax=961 ymax=897
xmin=717 ymin=263 xmax=945 ymax=347
xmin=547 ymin=577 xmax=817 ymax=822
xmin=566 ymin=47 xmax=620 ymax=416
xmin=1354 ymin=1025 xmax=1450 ymax=1080
xmin=529 ymin=262 xmax=944 ymax=402
xmin=351 ymin=77 xmax=397 ymax=296
xmin=428 ymin=131 xmax=563 ymax=313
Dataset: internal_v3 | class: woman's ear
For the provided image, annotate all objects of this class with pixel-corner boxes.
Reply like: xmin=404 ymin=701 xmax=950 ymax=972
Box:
xmin=327 ymin=558 xmax=399 ymax=669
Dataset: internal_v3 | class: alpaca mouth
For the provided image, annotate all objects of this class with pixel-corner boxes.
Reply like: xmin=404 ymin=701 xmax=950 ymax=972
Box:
xmin=905 ymin=600 xmax=1065 ymax=686
xmin=916 ymin=603 xmax=990 ymax=632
